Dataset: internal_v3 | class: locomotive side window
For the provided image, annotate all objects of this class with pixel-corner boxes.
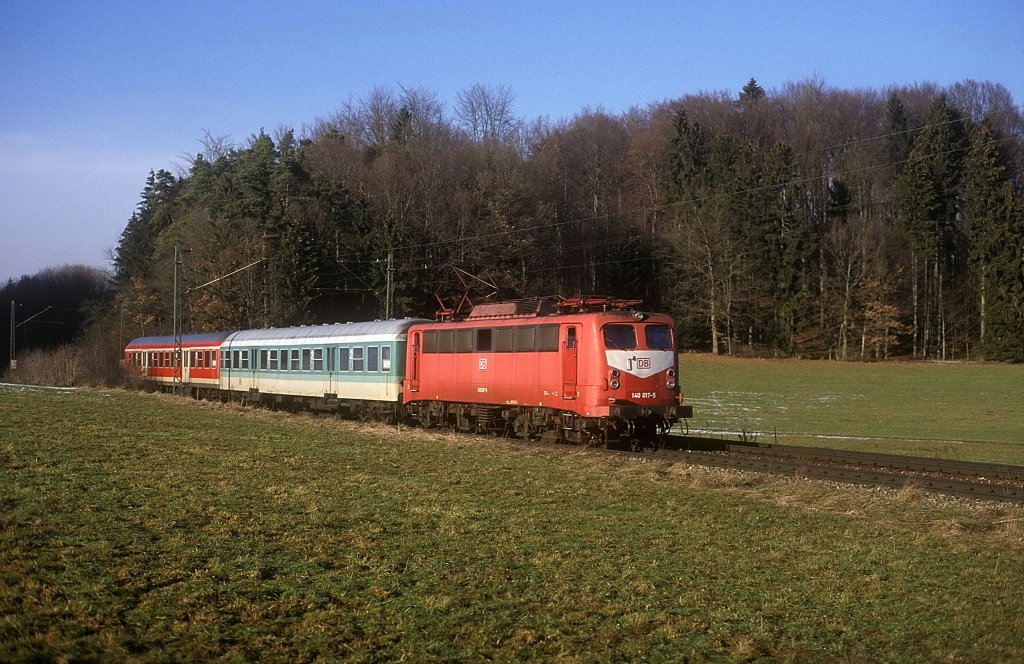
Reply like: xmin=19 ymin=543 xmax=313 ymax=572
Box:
xmin=495 ymin=328 xmax=514 ymax=352
xmin=476 ymin=329 xmax=492 ymax=352
xmin=423 ymin=330 xmax=438 ymax=353
xmin=456 ymin=329 xmax=474 ymax=353
xmin=437 ymin=330 xmax=455 ymax=353
xmin=339 ymin=347 xmax=350 ymax=371
xmin=645 ymin=324 xmax=673 ymax=350
xmin=368 ymin=346 xmax=380 ymax=372
xmin=536 ymin=324 xmax=559 ymax=351
xmin=515 ymin=326 xmax=535 ymax=352
xmin=603 ymin=324 xmax=637 ymax=349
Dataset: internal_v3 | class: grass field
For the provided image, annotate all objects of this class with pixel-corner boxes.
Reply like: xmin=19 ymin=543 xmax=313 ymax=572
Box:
xmin=2 ymin=381 xmax=1024 ymax=662
xmin=680 ymin=354 xmax=1024 ymax=464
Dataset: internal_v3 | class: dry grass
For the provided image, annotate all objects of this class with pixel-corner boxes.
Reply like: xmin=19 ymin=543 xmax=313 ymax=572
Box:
xmin=3 ymin=388 xmax=1024 ymax=662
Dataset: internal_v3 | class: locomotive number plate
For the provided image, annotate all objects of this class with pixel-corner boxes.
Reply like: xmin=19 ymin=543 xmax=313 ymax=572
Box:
xmin=631 ymin=392 xmax=657 ymax=399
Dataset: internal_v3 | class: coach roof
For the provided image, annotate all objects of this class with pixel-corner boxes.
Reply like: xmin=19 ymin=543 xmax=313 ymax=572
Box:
xmin=126 ymin=331 xmax=233 ymax=348
xmin=224 ymin=319 xmax=431 ymax=345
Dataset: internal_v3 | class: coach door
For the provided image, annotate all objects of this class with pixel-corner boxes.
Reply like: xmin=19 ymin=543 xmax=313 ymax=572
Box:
xmin=409 ymin=331 xmax=422 ymax=392
xmin=562 ymin=325 xmax=578 ymax=400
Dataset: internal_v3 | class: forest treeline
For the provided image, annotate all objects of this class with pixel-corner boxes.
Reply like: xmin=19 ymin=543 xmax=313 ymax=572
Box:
xmin=111 ymin=78 xmax=1024 ymax=361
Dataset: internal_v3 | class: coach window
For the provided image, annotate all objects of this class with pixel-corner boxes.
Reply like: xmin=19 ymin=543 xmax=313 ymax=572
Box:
xmin=240 ymin=350 xmax=250 ymax=370
xmin=302 ymin=348 xmax=312 ymax=371
xmin=476 ymin=329 xmax=492 ymax=352
xmin=290 ymin=349 xmax=300 ymax=371
xmin=536 ymin=324 xmax=559 ymax=352
xmin=339 ymin=347 xmax=350 ymax=371
xmin=260 ymin=350 xmax=269 ymax=370
xmin=368 ymin=346 xmax=380 ymax=372
xmin=352 ymin=347 xmax=365 ymax=372
xmin=233 ymin=350 xmax=241 ymax=369
xmin=456 ymin=329 xmax=474 ymax=353
xmin=495 ymin=327 xmax=514 ymax=352
xmin=515 ymin=326 xmax=535 ymax=352
xmin=327 ymin=347 xmax=335 ymax=372
xmin=382 ymin=346 xmax=392 ymax=372
xmin=204 ymin=350 xmax=212 ymax=368
xmin=212 ymin=351 xmax=218 ymax=369
xmin=223 ymin=352 xmax=231 ymax=370
xmin=645 ymin=324 xmax=673 ymax=350
xmin=313 ymin=348 xmax=324 ymax=371
xmin=603 ymin=324 xmax=637 ymax=350
xmin=269 ymin=349 xmax=279 ymax=371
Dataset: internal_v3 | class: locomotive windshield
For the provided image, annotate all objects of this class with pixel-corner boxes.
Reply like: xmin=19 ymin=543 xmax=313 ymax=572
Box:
xmin=603 ymin=323 xmax=673 ymax=350
xmin=603 ymin=324 xmax=637 ymax=349
xmin=645 ymin=324 xmax=673 ymax=350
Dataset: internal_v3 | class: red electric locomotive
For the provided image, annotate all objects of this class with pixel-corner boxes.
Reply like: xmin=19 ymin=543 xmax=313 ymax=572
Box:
xmin=402 ymin=297 xmax=691 ymax=447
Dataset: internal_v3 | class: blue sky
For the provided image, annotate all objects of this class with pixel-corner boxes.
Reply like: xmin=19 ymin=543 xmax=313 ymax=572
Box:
xmin=2 ymin=0 xmax=1022 ymax=283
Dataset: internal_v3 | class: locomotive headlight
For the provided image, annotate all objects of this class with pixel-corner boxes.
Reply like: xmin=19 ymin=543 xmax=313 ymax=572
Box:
xmin=667 ymin=380 xmax=677 ymax=389
xmin=633 ymin=311 xmax=648 ymax=321
xmin=667 ymin=369 xmax=676 ymax=378
xmin=610 ymin=379 xmax=620 ymax=389
xmin=610 ymin=369 xmax=620 ymax=378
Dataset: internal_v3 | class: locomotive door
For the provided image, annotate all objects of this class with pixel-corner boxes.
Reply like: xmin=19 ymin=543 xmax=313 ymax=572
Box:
xmin=562 ymin=325 xmax=578 ymax=400
xmin=409 ymin=331 xmax=421 ymax=392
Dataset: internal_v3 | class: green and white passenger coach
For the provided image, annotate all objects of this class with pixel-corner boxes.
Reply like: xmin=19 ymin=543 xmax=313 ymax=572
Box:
xmin=219 ymin=319 xmax=430 ymax=416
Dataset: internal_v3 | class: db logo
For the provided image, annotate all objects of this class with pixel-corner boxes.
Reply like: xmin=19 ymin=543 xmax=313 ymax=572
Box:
xmin=636 ymin=357 xmax=652 ymax=370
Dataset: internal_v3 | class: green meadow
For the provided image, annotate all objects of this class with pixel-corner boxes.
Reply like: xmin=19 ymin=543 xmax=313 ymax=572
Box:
xmin=2 ymin=384 xmax=1023 ymax=662
xmin=680 ymin=355 xmax=1024 ymax=464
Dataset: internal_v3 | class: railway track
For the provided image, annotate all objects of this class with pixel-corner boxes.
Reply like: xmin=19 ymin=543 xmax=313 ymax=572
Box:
xmin=652 ymin=435 xmax=1024 ymax=504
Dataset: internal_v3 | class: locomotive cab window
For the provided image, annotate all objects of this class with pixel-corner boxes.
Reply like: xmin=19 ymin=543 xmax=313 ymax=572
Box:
xmin=603 ymin=324 xmax=637 ymax=350
xmin=645 ymin=324 xmax=673 ymax=350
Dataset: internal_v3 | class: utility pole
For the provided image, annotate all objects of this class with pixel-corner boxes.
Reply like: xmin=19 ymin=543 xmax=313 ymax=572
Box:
xmin=8 ymin=301 xmax=14 ymax=371
xmin=385 ymin=249 xmax=394 ymax=319
xmin=173 ymin=245 xmax=182 ymax=394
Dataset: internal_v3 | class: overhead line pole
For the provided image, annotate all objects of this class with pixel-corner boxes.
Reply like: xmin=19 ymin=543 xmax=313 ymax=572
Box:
xmin=8 ymin=301 xmax=14 ymax=371
xmin=173 ymin=245 xmax=182 ymax=395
